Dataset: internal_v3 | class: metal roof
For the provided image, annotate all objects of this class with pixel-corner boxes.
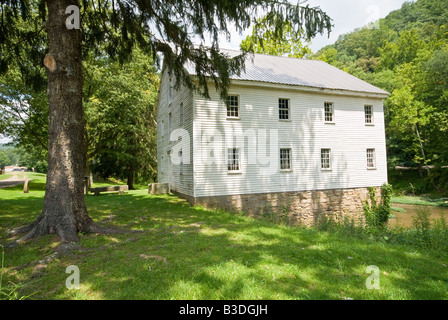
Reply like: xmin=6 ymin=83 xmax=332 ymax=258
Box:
xmin=186 ymin=49 xmax=389 ymax=96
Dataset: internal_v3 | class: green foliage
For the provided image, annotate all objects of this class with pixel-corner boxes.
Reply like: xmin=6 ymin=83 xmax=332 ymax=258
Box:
xmin=363 ymin=184 xmax=393 ymax=229
xmin=240 ymin=14 xmax=313 ymax=58
xmin=0 ymin=150 xmax=10 ymax=167
xmin=394 ymin=207 xmax=448 ymax=250
xmin=85 ymin=47 xmax=159 ymax=186
xmin=426 ymin=167 xmax=448 ymax=194
xmin=7 ymin=0 xmax=330 ymax=102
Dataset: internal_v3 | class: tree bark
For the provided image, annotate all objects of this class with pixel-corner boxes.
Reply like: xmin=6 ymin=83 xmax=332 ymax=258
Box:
xmin=18 ymin=0 xmax=98 ymax=243
xmin=127 ymin=166 xmax=135 ymax=190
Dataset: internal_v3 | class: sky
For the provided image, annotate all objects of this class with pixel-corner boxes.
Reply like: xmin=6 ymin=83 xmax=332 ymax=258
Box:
xmin=222 ymin=0 xmax=414 ymax=52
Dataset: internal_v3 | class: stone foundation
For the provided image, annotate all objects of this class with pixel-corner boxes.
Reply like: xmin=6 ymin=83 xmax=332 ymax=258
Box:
xmin=177 ymin=187 xmax=382 ymax=227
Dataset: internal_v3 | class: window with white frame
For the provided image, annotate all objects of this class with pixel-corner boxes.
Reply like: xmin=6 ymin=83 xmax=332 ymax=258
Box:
xmin=366 ymin=148 xmax=376 ymax=169
xmin=321 ymin=148 xmax=331 ymax=170
xmin=227 ymin=95 xmax=239 ymax=119
xmin=365 ymin=105 xmax=373 ymax=124
xmin=168 ymin=86 xmax=173 ymax=103
xmin=227 ymin=148 xmax=241 ymax=172
xmin=280 ymin=148 xmax=292 ymax=170
xmin=179 ymin=103 xmax=184 ymax=126
xmin=324 ymin=102 xmax=334 ymax=122
xmin=168 ymin=112 xmax=172 ymax=134
xmin=179 ymin=150 xmax=183 ymax=175
xmin=279 ymin=99 xmax=290 ymax=120
xmin=168 ymin=75 xmax=173 ymax=104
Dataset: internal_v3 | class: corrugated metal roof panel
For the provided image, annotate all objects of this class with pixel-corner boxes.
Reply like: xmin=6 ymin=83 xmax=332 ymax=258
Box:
xmin=186 ymin=49 xmax=389 ymax=96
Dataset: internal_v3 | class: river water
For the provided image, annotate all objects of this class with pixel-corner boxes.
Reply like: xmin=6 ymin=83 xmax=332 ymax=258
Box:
xmin=388 ymin=203 xmax=448 ymax=228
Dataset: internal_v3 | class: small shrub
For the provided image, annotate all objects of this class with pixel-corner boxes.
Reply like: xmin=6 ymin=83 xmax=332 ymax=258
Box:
xmin=363 ymin=184 xmax=393 ymax=229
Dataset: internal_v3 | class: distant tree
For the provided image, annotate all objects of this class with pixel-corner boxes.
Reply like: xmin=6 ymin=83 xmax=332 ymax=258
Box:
xmin=388 ymin=85 xmax=434 ymax=176
xmin=240 ymin=14 xmax=314 ymax=58
xmin=85 ymin=48 xmax=159 ymax=189
xmin=0 ymin=150 xmax=11 ymax=167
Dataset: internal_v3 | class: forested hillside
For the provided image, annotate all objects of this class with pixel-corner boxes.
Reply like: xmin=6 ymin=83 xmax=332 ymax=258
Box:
xmin=316 ymin=0 xmax=448 ymax=192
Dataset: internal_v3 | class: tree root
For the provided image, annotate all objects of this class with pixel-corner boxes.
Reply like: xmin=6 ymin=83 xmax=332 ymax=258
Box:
xmin=5 ymin=220 xmax=143 ymax=248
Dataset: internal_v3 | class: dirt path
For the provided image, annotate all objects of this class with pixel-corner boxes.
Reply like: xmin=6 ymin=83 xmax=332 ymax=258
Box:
xmin=0 ymin=173 xmax=29 ymax=188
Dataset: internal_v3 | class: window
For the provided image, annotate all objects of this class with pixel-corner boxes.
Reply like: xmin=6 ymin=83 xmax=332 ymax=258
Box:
xmin=168 ymin=112 xmax=172 ymax=134
xmin=366 ymin=148 xmax=376 ymax=169
xmin=279 ymin=99 xmax=290 ymax=120
xmin=168 ymin=75 xmax=173 ymax=104
xmin=227 ymin=95 xmax=239 ymax=119
xmin=280 ymin=148 xmax=291 ymax=170
xmin=321 ymin=148 xmax=331 ymax=170
xmin=227 ymin=148 xmax=240 ymax=172
xmin=365 ymin=105 xmax=373 ymax=124
xmin=161 ymin=120 xmax=165 ymax=136
xmin=168 ymin=86 xmax=173 ymax=103
xmin=179 ymin=103 xmax=184 ymax=126
xmin=324 ymin=102 xmax=334 ymax=123
xmin=179 ymin=150 xmax=183 ymax=175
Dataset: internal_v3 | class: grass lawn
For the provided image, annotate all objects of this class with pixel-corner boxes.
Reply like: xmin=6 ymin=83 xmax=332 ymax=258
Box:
xmin=0 ymin=174 xmax=11 ymax=181
xmin=391 ymin=195 xmax=448 ymax=207
xmin=1 ymin=173 xmax=448 ymax=300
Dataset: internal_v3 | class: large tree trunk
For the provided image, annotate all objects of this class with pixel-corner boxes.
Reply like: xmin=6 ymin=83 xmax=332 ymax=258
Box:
xmin=18 ymin=0 xmax=98 ymax=243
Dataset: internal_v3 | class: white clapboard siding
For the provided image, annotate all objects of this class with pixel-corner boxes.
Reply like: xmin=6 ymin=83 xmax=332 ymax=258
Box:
xmin=156 ymin=68 xmax=194 ymax=196
xmin=192 ymin=82 xmax=388 ymax=198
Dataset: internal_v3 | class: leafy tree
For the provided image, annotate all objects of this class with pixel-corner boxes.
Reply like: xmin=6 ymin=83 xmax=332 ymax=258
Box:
xmin=388 ymin=85 xmax=434 ymax=174
xmin=1 ymin=0 xmax=332 ymax=244
xmin=0 ymin=67 xmax=48 ymax=161
xmin=0 ymin=150 xmax=11 ymax=167
xmin=240 ymin=15 xmax=313 ymax=58
xmin=85 ymin=48 xmax=159 ymax=189
xmin=378 ymin=29 xmax=427 ymax=70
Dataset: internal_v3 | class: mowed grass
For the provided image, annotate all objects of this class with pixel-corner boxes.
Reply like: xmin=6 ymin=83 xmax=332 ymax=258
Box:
xmin=1 ymin=173 xmax=447 ymax=300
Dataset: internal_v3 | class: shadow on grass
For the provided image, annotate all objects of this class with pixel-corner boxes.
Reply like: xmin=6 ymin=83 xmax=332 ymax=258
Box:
xmin=1 ymin=191 xmax=448 ymax=300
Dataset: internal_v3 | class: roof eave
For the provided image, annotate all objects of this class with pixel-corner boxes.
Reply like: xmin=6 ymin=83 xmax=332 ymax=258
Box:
xmin=191 ymin=76 xmax=389 ymax=99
